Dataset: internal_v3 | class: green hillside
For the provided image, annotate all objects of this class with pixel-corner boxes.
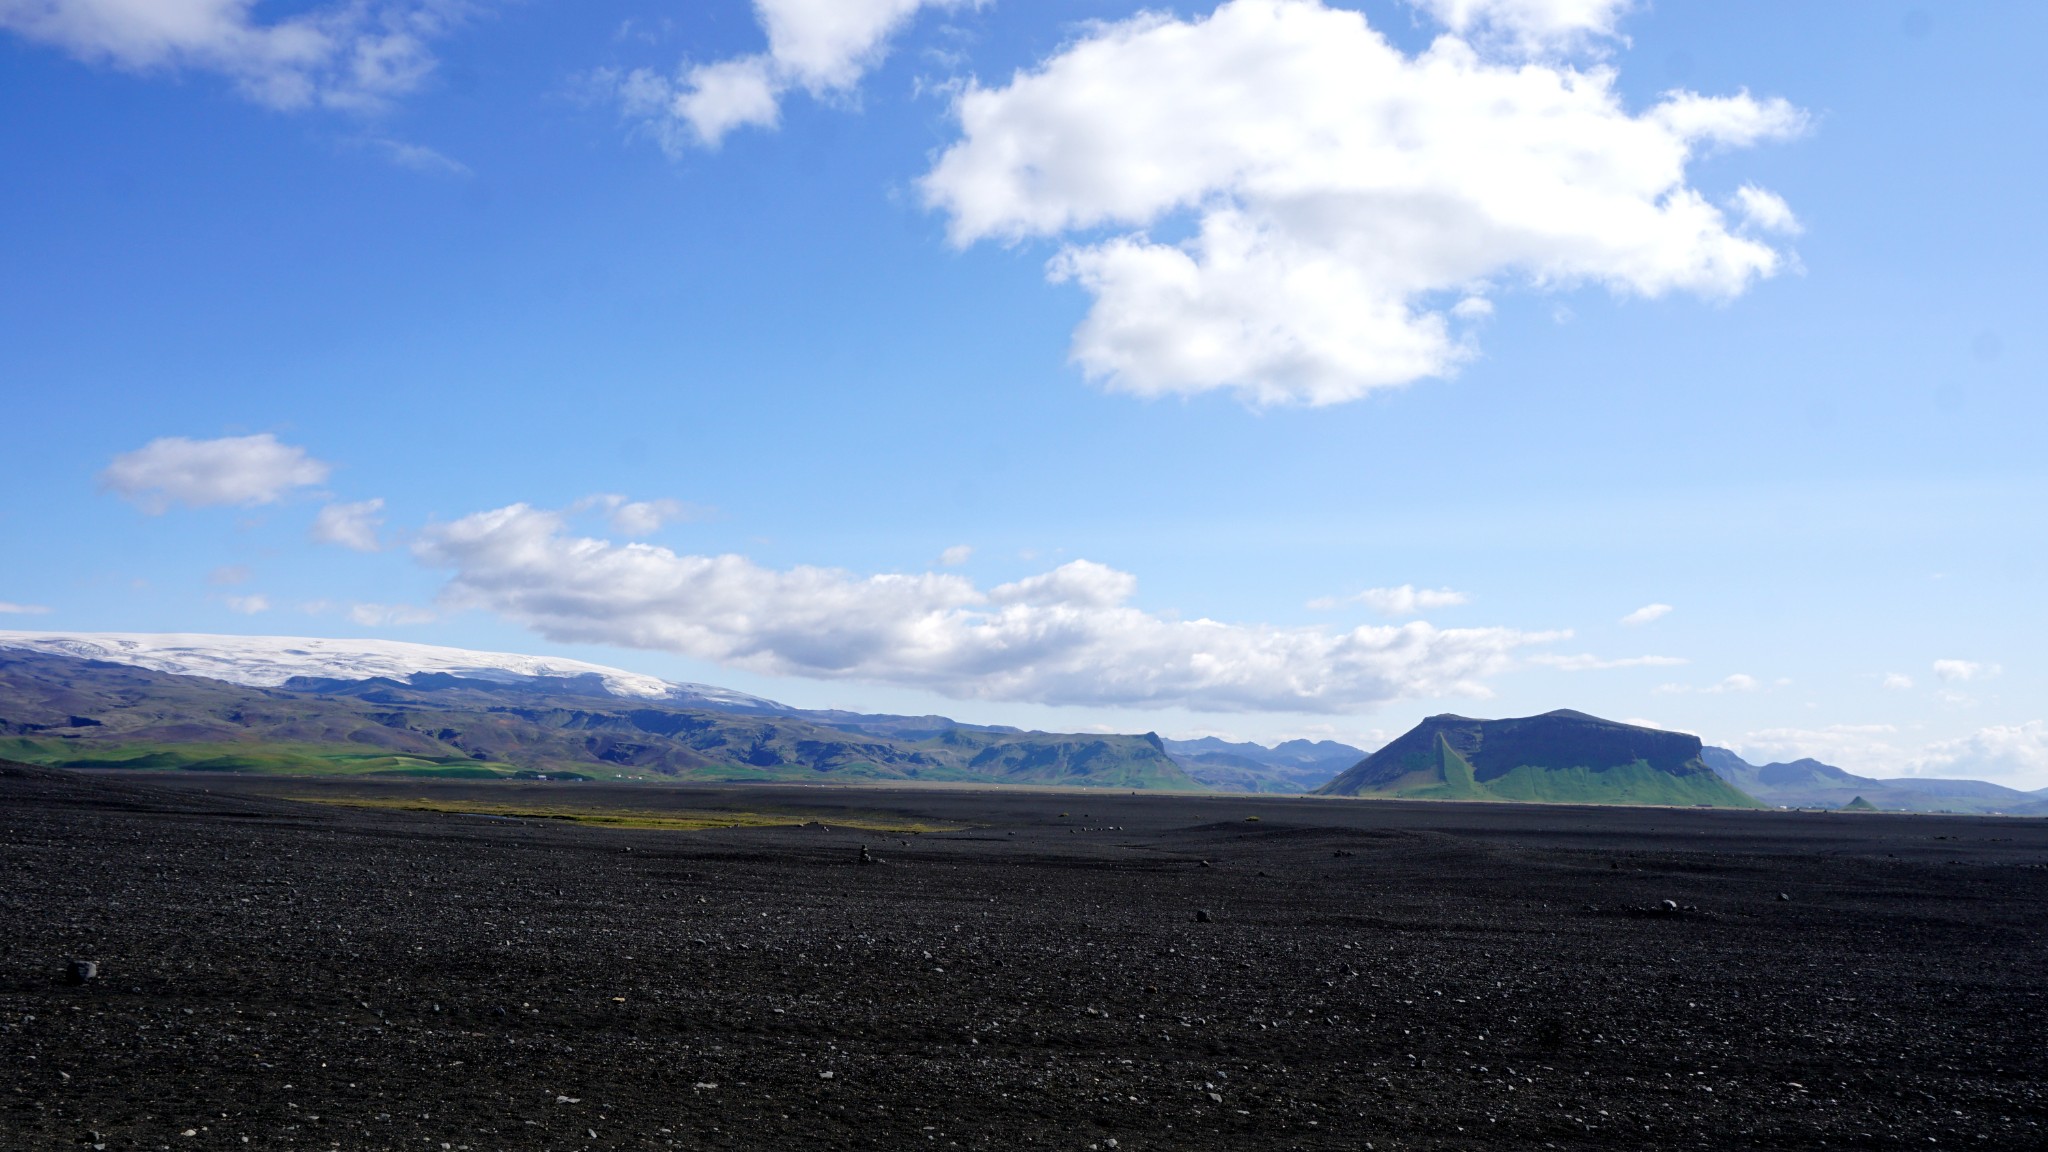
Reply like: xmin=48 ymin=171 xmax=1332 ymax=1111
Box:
xmin=1318 ymin=710 xmax=1763 ymax=808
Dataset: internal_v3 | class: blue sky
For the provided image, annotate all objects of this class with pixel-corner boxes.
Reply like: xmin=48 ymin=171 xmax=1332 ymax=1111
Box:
xmin=2 ymin=0 xmax=2043 ymax=784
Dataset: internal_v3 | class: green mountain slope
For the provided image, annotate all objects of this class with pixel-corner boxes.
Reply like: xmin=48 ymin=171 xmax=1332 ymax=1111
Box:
xmin=1317 ymin=710 xmax=1762 ymax=808
xmin=0 ymin=650 xmax=1196 ymax=789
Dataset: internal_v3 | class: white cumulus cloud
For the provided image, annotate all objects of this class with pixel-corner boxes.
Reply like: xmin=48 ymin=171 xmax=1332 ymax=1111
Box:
xmin=101 ymin=434 xmax=330 ymax=513
xmin=614 ymin=0 xmax=980 ymax=150
xmin=1620 ymin=602 xmax=1672 ymax=626
xmin=311 ymin=499 xmax=387 ymax=552
xmin=414 ymin=503 xmax=1563 ymax=713
xmin=920 ymin=0 xmax=1805 ymax=406
xmin=1933 ymin=658 xmax=1999 ymax=683
xmin=0 ymin=0 xmax=468 ymax=111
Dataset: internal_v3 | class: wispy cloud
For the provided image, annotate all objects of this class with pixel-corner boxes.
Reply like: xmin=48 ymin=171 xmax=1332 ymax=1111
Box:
xmin=102 ymin=434 xmax=329 ymax=513
xmin=575 ymin=494 xmax=708 ymax=537
xmin=366 ymin=137 xmax=470 ymax=176
xmin=347 ymin=602 xmax=436 ymax=626
xmin=312 ymin=499 xmax=387 ymax=552
xmin=612 ymin=0 xmax=984 ymax=151
xmin=1657 ymin=672 xmax=1767 ymax=695
xmin=1620 ymin=603 xmax=1673 ymax=627
xmin=0 ymin=0 xmax=473 ymax=111
xmin=1933 ymin=658 xmax=2000 ymax=683
xmin=0 ymin=601 xmax=52 ymax=615
xmin=1406 ymin=0 xmax=1636 ymax=55
xmin=1527 ymin=652 xmax=1686 ymax=672
xmin=1308 ymin=585 xmax=1469 ymax=616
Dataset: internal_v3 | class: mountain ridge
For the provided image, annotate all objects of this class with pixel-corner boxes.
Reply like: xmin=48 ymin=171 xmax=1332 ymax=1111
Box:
xmin=0 ymin=647 xmax=1196 ymax=790
xmin=1701 ymin=746 xmax=2048 ymax=815
xmin=1159 ymin=735 xmax=1363 ymax=793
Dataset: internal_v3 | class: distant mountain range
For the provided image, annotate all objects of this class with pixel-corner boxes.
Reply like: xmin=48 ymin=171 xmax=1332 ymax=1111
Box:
xmin=1159 ymin=736 xmax=1363 ymax=793
xmin=1 ymin=632 xmax=2040 ymax=810
xmin=1700 ymin=746 xmax=2048 ymax=815
xmin=0 ymin=636 xmax=1194 ymax=790
xmin=1318 ymin=710 xmax=1762 ymax=807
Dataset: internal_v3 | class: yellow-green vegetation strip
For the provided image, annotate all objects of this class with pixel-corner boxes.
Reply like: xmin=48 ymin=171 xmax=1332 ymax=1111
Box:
xmin=291 ymin=795 xmax=966 ymax=834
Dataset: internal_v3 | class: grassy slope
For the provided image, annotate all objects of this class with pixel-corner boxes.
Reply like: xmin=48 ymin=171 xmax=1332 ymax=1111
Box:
xmin=1350 ymin=730 xmax=1764 ymax=808
xmin=1479 ymin=761 xmax=1764 ymax=807
xmin=0 ymin=737 xmax=526 ymax=779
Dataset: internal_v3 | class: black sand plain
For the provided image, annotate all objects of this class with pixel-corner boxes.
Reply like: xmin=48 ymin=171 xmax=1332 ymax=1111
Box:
xmin=4 ymin=762 xmax=2046 ymax=1151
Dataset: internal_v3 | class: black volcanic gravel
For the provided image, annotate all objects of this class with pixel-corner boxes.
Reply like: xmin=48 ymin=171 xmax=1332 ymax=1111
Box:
xmin=4 ymin=764 xmax=2047 ymax=1150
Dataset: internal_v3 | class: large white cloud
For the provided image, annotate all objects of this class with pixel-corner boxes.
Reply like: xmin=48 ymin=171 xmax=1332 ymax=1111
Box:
xmin=101 ymin=434 xmax=330 ymax=513
xmin=616 ymin=0 xmax=979 ymax=149
xmin=415 ymin=503 xmax=1563 ymax=713
xmin=0 ymin=0 xmax=466 ymax=110
xmin=920 ymin=0 xmax=1805 ymax=406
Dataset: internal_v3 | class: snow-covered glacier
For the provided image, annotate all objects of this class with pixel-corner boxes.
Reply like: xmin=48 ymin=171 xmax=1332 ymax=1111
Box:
xmin=0 ymin=631 xmax=787 ymax=712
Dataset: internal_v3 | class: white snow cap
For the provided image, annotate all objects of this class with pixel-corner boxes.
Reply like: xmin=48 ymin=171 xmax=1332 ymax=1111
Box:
xmin=0 ymin=631 xmax=781 ymax=710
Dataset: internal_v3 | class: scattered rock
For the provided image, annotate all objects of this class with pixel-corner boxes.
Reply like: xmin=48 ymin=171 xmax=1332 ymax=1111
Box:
xmin=1194 ymin=909 xmax=1212 ymax=923
xmin=1777 ymin=892 xmax=1791 ymax=901
xmin=1661 ymin=899 xmax=1679 ymax=911
xmin=65 ymin=959 xmax=98 ymax=985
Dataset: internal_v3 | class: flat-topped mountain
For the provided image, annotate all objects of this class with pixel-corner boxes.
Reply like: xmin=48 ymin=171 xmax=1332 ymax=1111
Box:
xmin=1317 ymin=709 xmax=1761 ymax=807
